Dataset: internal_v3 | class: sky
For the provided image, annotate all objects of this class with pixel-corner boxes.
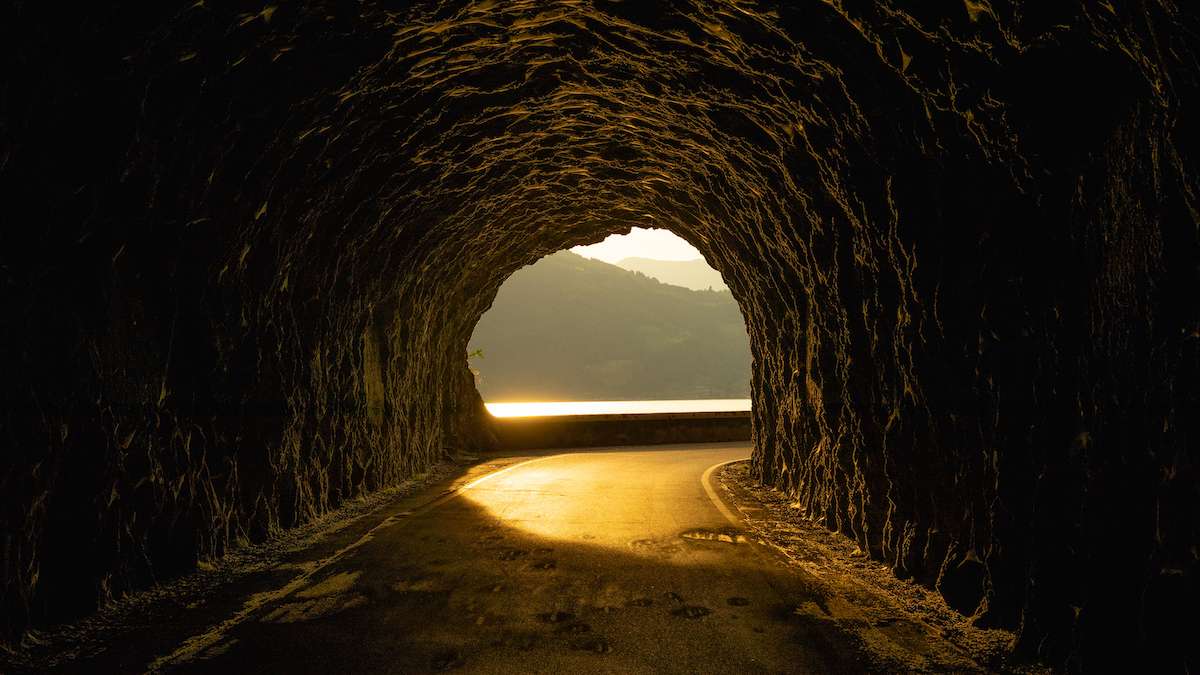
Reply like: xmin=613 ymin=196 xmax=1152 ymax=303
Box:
xmin=571 ymin=227 xmax=702 ymax=264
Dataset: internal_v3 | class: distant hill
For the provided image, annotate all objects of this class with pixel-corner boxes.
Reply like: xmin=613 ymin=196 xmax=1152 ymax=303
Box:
xmin=468 ymin=251 xmax=750 ymax=403
xmin=614 ymin=257 xmax=729 ymax=292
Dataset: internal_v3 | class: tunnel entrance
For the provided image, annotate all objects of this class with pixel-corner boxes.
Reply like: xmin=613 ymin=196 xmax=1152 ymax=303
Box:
xmin=3 ymin=1 xmax=1196 ymax=671
xmin=467 ymin=228 xmax=751 ymax=415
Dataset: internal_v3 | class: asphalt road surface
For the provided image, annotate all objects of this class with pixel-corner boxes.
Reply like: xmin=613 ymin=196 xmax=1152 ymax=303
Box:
xmin=142 ymin=442 xmax=958 ymax=675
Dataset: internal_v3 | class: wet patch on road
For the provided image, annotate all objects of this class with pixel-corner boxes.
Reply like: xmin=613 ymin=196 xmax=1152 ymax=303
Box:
xmin=534 ymin=610 xmax=609 ymax=655
xmin=577 ymin=637 xmax=612 ymax=653
xmin=670 ymin=605 xmax=712 ymax=619
xmin=681 ymin=528 xmax=747 ymax=544
xmin=627 ymin=537 xmax=681 ymax=557
xmin=727 ymin=596 xmax=751 ymax=606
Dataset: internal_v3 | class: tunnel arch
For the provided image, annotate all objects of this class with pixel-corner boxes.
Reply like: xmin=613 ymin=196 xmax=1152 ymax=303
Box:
xmin=462 ymin=226 xmax=753 ymax=406
xmin=3 ymin=1 xmax=1198 ymax=672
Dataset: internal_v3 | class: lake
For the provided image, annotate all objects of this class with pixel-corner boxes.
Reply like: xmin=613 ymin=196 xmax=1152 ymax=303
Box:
xmin=484 ymin=399 xmax=752 ymax=418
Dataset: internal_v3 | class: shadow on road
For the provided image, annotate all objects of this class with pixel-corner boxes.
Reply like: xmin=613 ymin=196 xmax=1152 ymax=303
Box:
xmin=164 ymin=487 xmax=877 ymax=675
xmin=7 ymin=447 xmax=989 ymax=675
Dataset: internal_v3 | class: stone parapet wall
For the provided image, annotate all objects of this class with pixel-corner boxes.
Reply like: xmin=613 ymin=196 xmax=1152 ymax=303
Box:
xmin=493 ymin=412 xmax=752 ymax=451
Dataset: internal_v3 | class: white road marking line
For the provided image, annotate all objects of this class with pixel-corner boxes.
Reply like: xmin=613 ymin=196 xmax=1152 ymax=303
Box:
xmin=702 ymin=458 xmax=751 ymax=527
xmin=147 ymin=450 xmax=747 ymax=671
xmin=458 ymin=454 xmax=567 ymax=492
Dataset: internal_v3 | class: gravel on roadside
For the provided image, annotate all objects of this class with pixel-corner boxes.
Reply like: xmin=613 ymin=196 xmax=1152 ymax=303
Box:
xmin=718 ymin=461 xmax=1057 ymax=675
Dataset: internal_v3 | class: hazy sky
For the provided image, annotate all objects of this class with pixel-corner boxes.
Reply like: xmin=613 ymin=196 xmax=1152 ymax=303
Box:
xmin=571 ymin=227 xmax=701 ymax=264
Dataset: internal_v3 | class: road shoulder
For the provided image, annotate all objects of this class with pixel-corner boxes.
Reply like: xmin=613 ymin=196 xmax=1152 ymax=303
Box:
xmin=716 ymin=461 xmax=1056 ymax=675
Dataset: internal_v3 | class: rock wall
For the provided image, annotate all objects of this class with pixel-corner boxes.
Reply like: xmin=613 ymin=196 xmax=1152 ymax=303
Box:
xmin=1 ymin=1 xmax=1197 ymax=671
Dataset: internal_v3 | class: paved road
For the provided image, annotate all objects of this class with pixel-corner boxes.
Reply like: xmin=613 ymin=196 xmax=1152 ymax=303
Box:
xmin=154 ymin=443 xmax=892 ymax=674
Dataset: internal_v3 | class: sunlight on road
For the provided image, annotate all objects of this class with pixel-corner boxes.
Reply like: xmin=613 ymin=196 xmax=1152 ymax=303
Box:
xmin=459 ymin=447 xmax=751 ymax=561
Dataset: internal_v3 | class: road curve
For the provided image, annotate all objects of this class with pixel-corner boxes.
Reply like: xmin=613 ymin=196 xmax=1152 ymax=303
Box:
xmin=154 ymin=443 xmax=917 ymax=674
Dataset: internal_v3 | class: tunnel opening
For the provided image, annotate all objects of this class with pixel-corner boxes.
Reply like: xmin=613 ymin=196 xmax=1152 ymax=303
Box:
xmin=466 ymin=227 xmax=752 ymax=415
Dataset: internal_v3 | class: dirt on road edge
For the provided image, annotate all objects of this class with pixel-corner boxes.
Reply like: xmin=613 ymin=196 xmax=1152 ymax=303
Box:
xmin=717 ymin=461 xmax=1057 ymax=675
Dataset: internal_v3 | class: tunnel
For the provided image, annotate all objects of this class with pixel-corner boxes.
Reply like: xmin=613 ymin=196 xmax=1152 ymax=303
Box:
xmin=1 ymin=1 xmax=1197 ymax=672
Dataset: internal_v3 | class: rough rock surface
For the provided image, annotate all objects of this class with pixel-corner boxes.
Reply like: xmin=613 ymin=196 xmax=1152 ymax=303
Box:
xmin=1 ymin=1 xmax=1197 ymax=672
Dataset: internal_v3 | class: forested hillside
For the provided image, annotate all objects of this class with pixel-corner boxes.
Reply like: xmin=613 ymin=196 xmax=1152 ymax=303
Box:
xmin=614 ymin=256 xmax=728 ymax=291
xmin=469 ymin=251 xmax=750 ymax=402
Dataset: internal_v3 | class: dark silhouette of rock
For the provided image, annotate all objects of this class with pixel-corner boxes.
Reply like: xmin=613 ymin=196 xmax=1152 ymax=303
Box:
xmin=0 ymin=2 xmax=1197 ymax=672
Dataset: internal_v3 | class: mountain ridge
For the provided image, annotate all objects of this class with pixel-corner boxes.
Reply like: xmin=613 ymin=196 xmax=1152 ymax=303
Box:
xmin=612 ymin=256 xmax=729 ymax=292
xmin=468 ymin=250 xmax=749 ymax=402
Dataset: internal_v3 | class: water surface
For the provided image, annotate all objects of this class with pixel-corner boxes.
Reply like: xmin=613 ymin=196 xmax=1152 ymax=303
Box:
xmin=484 ymin=399 xmax=752 ymax=418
